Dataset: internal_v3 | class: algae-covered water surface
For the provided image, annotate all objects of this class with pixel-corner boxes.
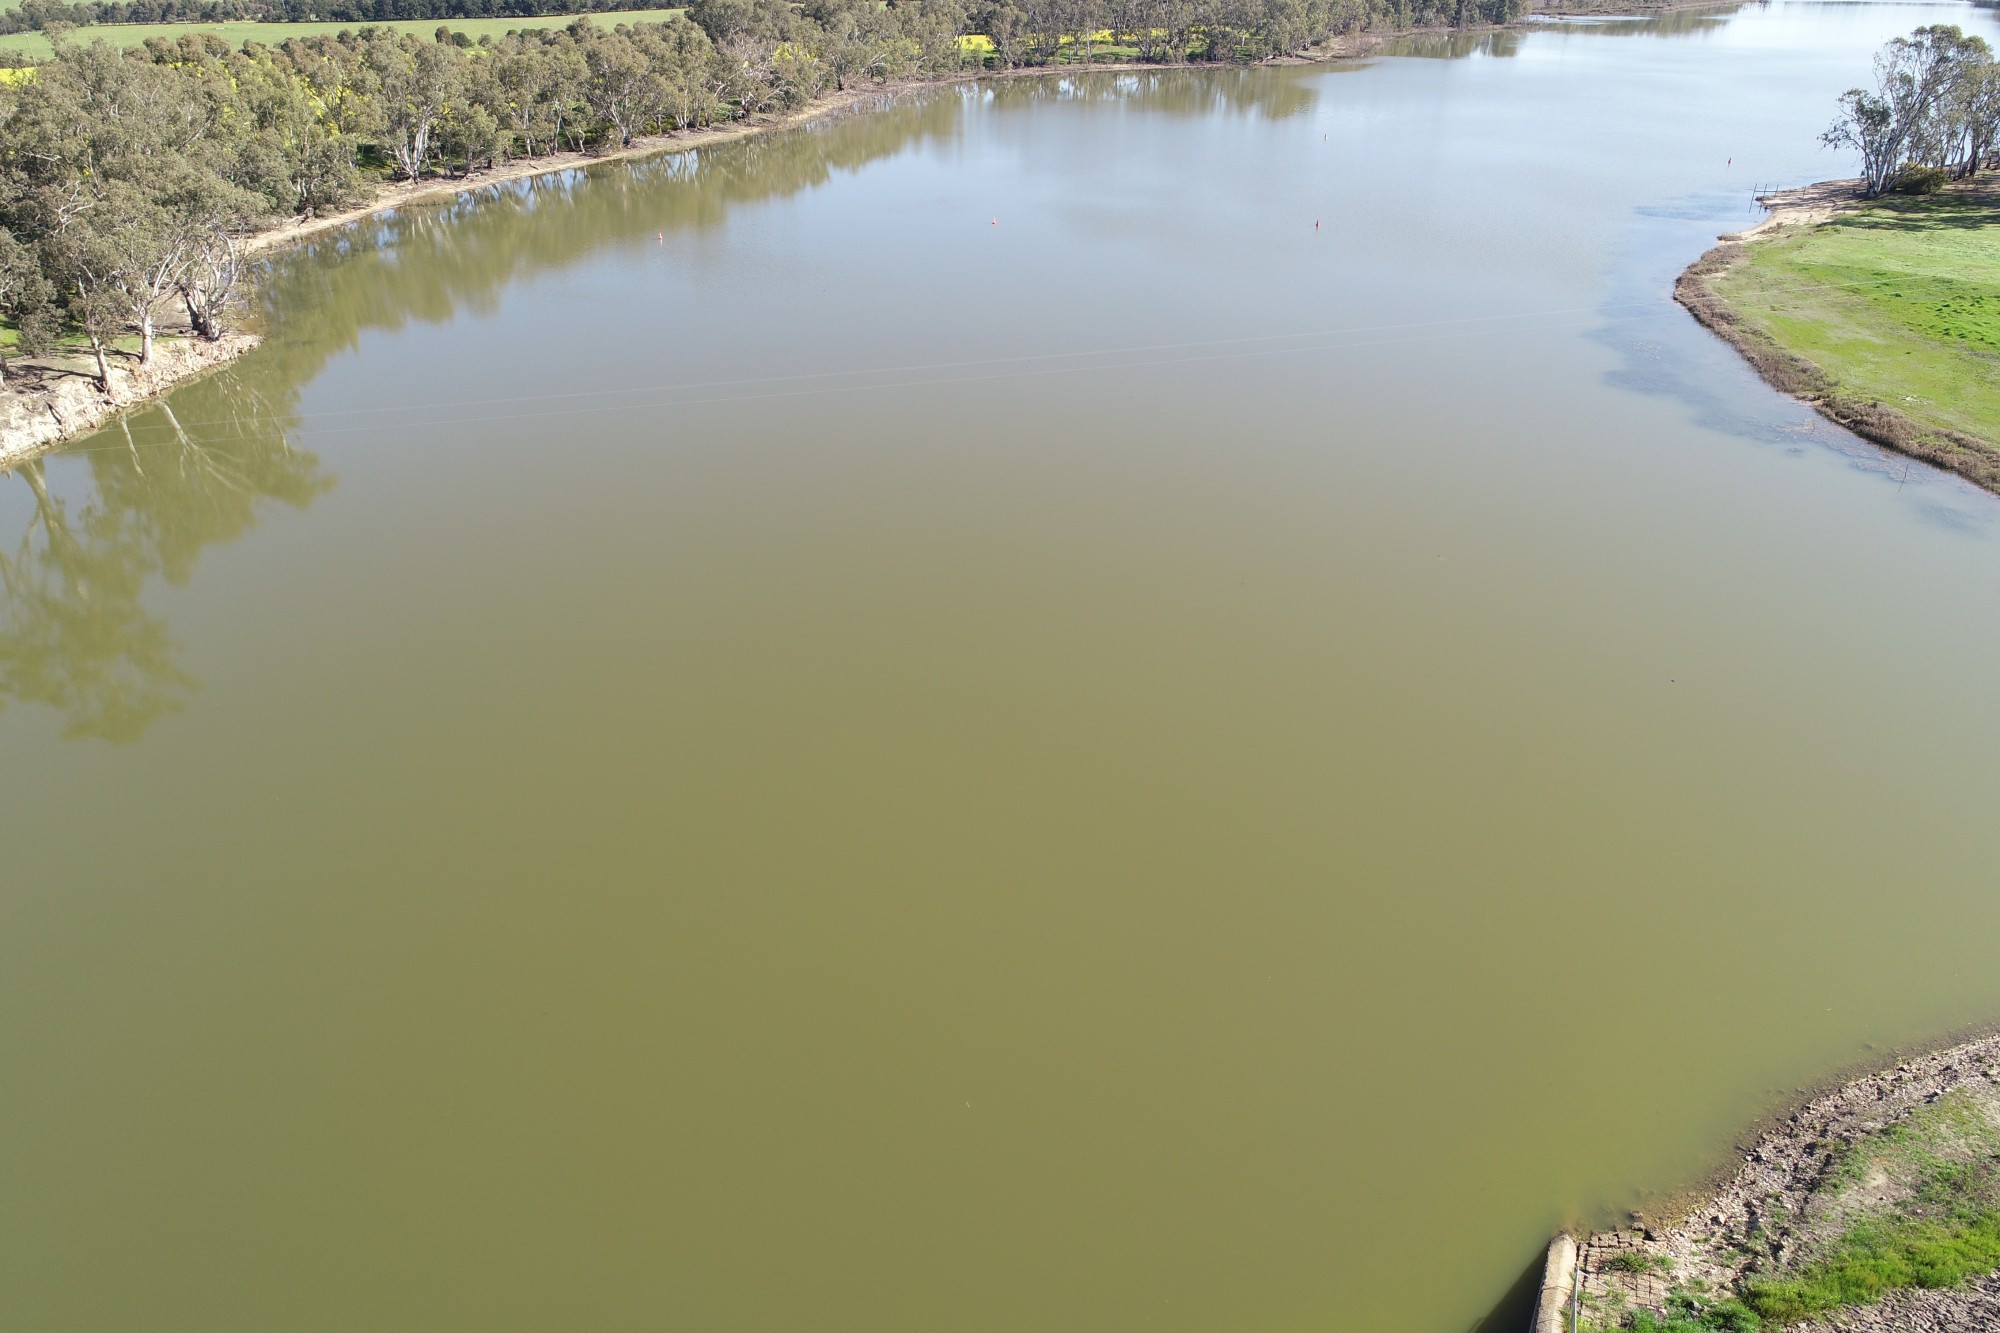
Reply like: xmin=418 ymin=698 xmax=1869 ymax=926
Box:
xmin=4 ymin=4 xmax=2000 ymax=1330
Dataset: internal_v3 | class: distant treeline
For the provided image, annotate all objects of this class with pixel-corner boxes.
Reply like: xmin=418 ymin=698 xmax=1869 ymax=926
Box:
xmin=0 ymin=0 xmax=666 ymax=37
xmin=0 ymin=0 xmax=1517 ymax=35
xmin=0 ymin=0 xmax=1523 ymax=392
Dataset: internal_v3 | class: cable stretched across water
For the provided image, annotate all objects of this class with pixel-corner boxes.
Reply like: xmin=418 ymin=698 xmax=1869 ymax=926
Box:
xmin=31 ymin=261 xmax=1933 ymax=459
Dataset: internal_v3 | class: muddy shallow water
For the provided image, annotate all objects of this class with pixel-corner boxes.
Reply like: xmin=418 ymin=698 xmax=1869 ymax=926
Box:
xmin=5 ymin=3 xmax=2000 ymax=1329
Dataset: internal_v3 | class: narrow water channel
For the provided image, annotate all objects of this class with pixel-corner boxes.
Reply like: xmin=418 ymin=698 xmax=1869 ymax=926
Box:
xmin=4 ymin=3 xmax=2000 ymax=1328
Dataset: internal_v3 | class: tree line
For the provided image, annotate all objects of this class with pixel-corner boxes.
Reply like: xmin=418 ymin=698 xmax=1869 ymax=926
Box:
xmin=1824 ymin=24 xmax=2000 ymax=197
xmin=0 ymin=0 xmax=1521 ymax=393
xmin=0 ymin=0 xmax=665 ymax=40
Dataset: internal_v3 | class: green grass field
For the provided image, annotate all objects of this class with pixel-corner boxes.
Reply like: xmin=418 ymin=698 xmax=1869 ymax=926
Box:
xmin=0 ymin=8 xmax=684 ymax=58
xmin=1714 ymin=178 xmax=2000 ymax=450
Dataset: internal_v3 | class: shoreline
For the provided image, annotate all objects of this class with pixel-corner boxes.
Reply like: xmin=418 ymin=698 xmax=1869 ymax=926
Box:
xmin=1563 ymin=1023 xmax=2000 ymax=1332
xmin=1674 ymin=177 xmax=2000 ymax=498
xmin=0 ymin=331 xmax=259 ymax=470
xmin=0 ymin=79 xmax=927 ymax=469
xmin=0 ymin=9 xmax=1661 ymax=469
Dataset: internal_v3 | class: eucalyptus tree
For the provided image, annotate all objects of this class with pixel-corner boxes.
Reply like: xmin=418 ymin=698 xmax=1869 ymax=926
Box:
xmin=371 ymin=33 xmax=464 ymax=180
xmin=179 ymin=225 xmax=246 ymax=340
xmin=804 ymin=0 xmax=885 ymax=89
xmin=640 ymin=18 xmax=721 ymax=130
xmin=277 ymin=32 xmax=385 ymax=140
xmin=687 ymin=0 xmax=758 ymax=45
xmin=582 ymin=24 xmax=662 ymax=146
xmin=1942 ymin=40 xmax=2000 ymax=176
xmin=0 ymin=229 xmax=54 ymax=386
xmin=490 ymin=36 xmax=563 ymax=157
xmin=1826 ymin=25 xmax=1992 ymax=194
xmin=1967 ymin=60 xmax=2000 ymax=173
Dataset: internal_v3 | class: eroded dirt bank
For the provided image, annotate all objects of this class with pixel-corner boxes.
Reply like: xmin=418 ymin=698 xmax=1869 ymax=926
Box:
xmin=0 ymin=332 xmax=259 ymax=471
xmin=1574 ymin=1029 xmax=2000 ymax=1332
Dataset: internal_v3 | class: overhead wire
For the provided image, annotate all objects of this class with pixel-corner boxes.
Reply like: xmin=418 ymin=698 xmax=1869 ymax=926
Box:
xmin=28 ymin=256 xmax=1951 ymax=458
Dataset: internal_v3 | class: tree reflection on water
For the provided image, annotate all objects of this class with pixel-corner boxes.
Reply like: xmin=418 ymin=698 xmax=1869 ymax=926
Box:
xmin=0 ymin=68 xmax=1328 ymax=743
xmin=0 ymin=380 xmax=330 ymax=742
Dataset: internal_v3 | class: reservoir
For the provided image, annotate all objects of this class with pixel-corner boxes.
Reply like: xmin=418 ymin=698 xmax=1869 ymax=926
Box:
xmin=4 ymin=2 xmax=2000 ymax=1328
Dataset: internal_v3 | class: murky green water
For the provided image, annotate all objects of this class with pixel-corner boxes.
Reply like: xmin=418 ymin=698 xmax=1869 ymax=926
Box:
xmin=7 ymin=4 xmax=2000 ymax=1328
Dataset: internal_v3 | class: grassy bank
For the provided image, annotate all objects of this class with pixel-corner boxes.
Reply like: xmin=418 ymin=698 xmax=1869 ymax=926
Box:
xmin=1678 ymin=175 xmax=2000 ymax=495
xmin=0 ymin=8 xmax=685 ymax=57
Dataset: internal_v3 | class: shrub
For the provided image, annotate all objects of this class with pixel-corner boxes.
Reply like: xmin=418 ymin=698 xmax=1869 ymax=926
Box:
xmin=1891 ymin=164 xmax=1949 ymax=194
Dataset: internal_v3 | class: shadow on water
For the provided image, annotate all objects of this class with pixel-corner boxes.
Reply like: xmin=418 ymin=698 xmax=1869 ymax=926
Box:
xmin=1464 ymin=1247 xmax=1547 ymax=1333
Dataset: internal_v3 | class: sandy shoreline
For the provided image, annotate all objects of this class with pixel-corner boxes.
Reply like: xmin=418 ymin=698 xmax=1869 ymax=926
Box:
xmin=1718 ymin=176 xmax=1868 ymax=240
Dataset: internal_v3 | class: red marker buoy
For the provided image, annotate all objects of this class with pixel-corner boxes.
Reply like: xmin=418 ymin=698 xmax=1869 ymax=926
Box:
xmin=991 ymin=218 xmax=998 ymax=226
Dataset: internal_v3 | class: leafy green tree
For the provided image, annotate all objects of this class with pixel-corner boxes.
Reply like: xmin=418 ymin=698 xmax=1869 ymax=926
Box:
xmin=0 ymin=228 xmax=54 ymax=386
xmin=687 ymin=0 xmax=756 ymax=45
xmin=1827 ymin=25 xmax=1991 ymax=196
xmin=372 ymin=34 xmax=464 ymax=180
xmin=582 ymin=27 xmax=661 ymax=146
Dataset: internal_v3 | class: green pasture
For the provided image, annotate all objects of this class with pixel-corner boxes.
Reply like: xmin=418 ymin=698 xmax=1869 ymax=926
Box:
xmin=0 ymin=8 xmax=685 ymax=58
xmin=1716 ymin=178 xmax=2000 ymax=449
